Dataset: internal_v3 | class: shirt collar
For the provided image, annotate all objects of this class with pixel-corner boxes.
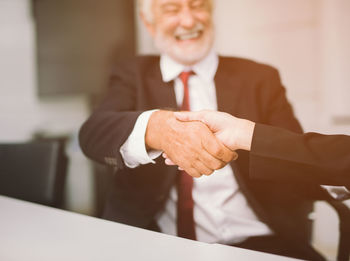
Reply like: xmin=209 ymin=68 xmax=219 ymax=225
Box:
xmin=160 ymin=49 xmax=218 ymax=83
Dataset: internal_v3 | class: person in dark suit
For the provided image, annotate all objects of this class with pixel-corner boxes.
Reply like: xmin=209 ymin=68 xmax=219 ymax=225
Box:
xmin=172 ymin=110 xmax=350 ymax=187
xmin=79 ymin=0 xmax=324 ymax=259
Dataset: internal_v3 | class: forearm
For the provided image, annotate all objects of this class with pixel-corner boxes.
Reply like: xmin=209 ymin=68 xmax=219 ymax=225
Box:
xmin=251 ymin=123 xmax=350 ymax=184
xmin=79 ymin=110 xmax=142 ymax=166
xmin=79 ymin=58 xmax=146 ymax=167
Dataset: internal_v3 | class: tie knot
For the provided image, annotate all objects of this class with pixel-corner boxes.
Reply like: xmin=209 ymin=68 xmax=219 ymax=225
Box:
xmin=179 ymin=71 xmax=193 ymax=85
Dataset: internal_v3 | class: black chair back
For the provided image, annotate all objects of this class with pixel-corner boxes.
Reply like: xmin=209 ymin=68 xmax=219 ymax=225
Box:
xmin=0 ymin=141 xmax=67 ymax=208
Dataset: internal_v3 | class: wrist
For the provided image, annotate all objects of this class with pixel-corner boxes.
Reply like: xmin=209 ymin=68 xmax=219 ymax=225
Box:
xmin=235 ymin=119 xmax=255 ymax=151
xmin=145 ymin=110 xmax=173 ymax=150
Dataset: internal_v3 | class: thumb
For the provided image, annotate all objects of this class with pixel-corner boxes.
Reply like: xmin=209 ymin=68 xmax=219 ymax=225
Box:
xmin=174 ymin=111 xmax=205 ymax=122
xmin=175 ymin=110 xmax=221 ymax=133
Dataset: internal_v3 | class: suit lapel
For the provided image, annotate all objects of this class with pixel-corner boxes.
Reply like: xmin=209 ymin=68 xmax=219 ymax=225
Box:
xmin=145 ymin=59 xmax=178 ymax=110
xmin=215 ymin=57 xmax=242 ymax=114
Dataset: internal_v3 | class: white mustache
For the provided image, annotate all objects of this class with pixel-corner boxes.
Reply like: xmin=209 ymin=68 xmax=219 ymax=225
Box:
xmin=174 ymin=23 xmax=205 ymax=38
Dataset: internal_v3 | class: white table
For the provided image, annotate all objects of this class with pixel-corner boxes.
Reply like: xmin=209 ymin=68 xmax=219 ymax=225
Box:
xmin=0 ymin=196 xmax=298 ymax=261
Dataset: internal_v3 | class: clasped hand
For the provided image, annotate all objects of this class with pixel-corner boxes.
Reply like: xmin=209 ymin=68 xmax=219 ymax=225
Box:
xmin=145 ymin=110 xmax=237 ymax=177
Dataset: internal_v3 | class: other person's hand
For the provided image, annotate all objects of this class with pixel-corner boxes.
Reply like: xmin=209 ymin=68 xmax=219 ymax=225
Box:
xmin=174 ymin=110 xmax=255 ymax=151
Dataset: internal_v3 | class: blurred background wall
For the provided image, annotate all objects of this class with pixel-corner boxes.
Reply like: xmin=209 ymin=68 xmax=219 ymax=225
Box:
xmin=0 ymin=0 xmax=349 ymax=259
xmin=0 ymin=0 xmax=135 ymax=215
xmin=0 ymin=0 xmax=94 ymax=214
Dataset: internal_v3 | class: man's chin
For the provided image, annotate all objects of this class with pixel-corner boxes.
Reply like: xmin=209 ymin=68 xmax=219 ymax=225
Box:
xmin=155 ymin=34 xmax=213 ymax=65
xmin=170 ymin=46 xmax=210 ymax=65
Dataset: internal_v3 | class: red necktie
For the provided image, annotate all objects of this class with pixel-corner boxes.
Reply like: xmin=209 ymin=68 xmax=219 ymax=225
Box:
xmin=176 ymin=71 xmax=196 ymax=240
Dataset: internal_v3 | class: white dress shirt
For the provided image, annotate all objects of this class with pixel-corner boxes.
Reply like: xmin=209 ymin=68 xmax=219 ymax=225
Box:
xmin=120 ymin=50 xmax=272 ymax=244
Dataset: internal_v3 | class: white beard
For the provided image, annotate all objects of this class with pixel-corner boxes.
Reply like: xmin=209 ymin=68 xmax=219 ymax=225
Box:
xmin=154 ymin=24 xmax=214 ymax=65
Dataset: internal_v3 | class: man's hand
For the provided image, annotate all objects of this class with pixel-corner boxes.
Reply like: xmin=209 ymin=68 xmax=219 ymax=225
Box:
xmin=145 ymin=110 xmax=237 ymax=177
xmin=174 ymin=110 xmax=256 ymax=151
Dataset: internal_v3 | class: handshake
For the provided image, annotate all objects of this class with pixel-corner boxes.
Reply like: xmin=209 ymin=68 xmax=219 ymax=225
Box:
xmin=145 ymin=110 xmax=256 ymax=178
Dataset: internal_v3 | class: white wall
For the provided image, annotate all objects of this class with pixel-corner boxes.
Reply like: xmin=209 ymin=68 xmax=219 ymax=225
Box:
xmin=319 ymin=0 xmax=350 ymax=134
xmin=136 ymin=0 xmax=350 ymax=259
xmin=0 ymin=0 xmax=94 ymax=215
xmin=214 ymin=0 xmax=322 ymax=132
xmin=0 ymin=0 xmax=38 ymax=141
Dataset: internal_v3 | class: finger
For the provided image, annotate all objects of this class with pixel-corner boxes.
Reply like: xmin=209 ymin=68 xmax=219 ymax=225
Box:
xmin=170 ymin=151 xmax=211 ymax=175
xmin=201 ymin=133 xmax=235 ymax=163
xmin=184 ymin=168 xmax=202 ymax=178
xmin=165 ymin=158 xmax=176 ymax=165
xmin=174 ymin=111 xmax=205 ymax=123
xmin=175 ymin=110 xmax=224 ymax=135
xmin=192 ymin=160 xmax=214 ymax=176
xmin=197 ymin=149 xmax=227 ymax=170
xmin=163 ymin=152 xmax=178 ymax=165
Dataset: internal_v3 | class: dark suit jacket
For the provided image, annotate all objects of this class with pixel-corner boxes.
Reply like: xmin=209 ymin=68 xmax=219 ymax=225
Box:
xmin=250 ymin=123 xmax=350 ymax=187
xmin=79 ymin=55 xmax=318 ymax=243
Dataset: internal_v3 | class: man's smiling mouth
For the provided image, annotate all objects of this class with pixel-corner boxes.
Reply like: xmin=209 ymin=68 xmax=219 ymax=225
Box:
xmin=175 ymin=30 xmax=202 ymax=41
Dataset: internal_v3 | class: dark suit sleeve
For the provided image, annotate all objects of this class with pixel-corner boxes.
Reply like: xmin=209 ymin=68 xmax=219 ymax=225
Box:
xmin=250 ymin=123 xmax=350 ymax=186
xmin=259 ymin=67 xmax=302 ymax=133
xmin=79 ymin=60 xmax=143 ymax=168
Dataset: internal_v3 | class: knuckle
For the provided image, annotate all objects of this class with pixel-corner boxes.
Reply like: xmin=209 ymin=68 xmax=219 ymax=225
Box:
xmin=186 ymin=168 xmax=197 ymax=178
xmin=233 ymin=152 xmax=239 ymax=160
xmin=194 ymin=173 xmax=202 ymax=178
xmin=219 ymin=149 xmax=233 ymax=162
xmin=208 ymin=160 xmax=224 ymax=170
xmin=203 ymin=168 xmax=214 ymax=176
xmin=193 ymin=162 xmax=211 ymax=176
xmin=226 ymin=151 xmax=237 ymax=162
xmin=216 ymin=161 xmax=225 ymax=169
xmin=189 ymin=168 xmax=202 ymax=178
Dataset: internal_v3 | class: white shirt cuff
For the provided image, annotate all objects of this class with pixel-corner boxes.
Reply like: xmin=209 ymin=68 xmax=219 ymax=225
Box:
xmin=120 ymin=109 xmax=162 ymax=168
